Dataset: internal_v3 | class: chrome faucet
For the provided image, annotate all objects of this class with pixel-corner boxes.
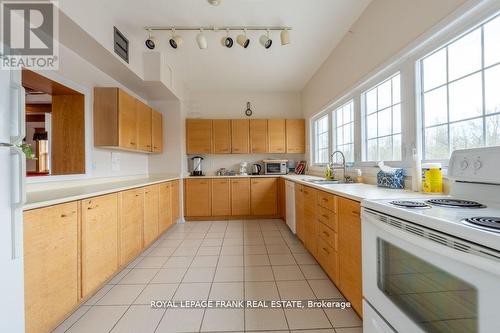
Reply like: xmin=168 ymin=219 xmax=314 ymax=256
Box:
xmin=329 ymin=150 xmax=347 ymax=182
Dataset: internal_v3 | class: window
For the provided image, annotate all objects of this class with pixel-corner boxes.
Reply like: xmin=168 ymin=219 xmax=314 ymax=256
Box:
xmin=333 ymin=100 xmax=354 ymax=163
xmin=313 ymin=114 xmax=329 ymax=164
xmin=421 ymin=14 xmax=500 ymax=160
xmin=363 ymin=73 xmax=402 ymax=161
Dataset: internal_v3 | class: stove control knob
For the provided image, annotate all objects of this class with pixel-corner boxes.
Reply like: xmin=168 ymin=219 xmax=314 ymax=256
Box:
xmin=460 ymin=159 xmax=469 ymax=170
xmin=473 ymin=160 xmax=482 ymax=170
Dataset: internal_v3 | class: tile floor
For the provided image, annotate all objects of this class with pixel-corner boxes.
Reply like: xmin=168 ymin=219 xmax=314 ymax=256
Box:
xmin=53 ymin=219 xmax=362 ymax=333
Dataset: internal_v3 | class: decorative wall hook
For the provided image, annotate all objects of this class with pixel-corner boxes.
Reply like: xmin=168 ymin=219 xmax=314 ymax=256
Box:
xmin=245 ymin=102 xmax=253 ymax=117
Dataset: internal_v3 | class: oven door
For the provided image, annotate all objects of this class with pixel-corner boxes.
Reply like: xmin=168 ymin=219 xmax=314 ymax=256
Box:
xmin=362 ymin=208 xmax=500 ymax=333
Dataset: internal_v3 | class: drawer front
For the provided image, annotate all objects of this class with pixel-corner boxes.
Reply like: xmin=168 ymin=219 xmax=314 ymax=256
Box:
xmin=318 ymin=191 xmax=336 ymax=212
xmin=318 ymin=222 xmax=337 ymax=250
xmin=316 ymin=237 xmax=339 ymax=284
xmin=317 ymin=206 xmax=337 ymax=231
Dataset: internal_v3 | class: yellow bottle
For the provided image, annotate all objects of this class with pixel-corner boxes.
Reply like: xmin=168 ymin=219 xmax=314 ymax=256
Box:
xmin=422 ymin=163 xmax=443 ymax=193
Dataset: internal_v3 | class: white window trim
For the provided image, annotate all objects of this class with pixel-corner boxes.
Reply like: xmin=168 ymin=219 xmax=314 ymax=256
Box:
xmin=310 ymin=113 xmax=330 ymax=167
xmin=332 ymin=99 xmax=355 ymax=163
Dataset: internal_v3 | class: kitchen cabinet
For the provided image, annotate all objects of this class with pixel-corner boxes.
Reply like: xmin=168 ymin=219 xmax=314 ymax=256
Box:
xmin=186 ymin=119 xmax=212 ymax=154
xmin=184 ymin=179 xmax=211 ymax=217
xmin=94 ymin=87 xmax=161 ymax=154
xmin=171 ymin=180 xmax=180 ymax=223
xmin=81 ymin=193 xmax=119 ymax=298
xmin=119 ymin=189 xmax=144 ymax=267
xmin=250 ymin=119 xmax=268 ymax=153
xmin=211 ymin=178 xmax=231 ymax=216
xmin=278 ymin=177 xmax=286 ymax=221
xmin=159 ymin=182 xmax=172 ymax=234
xmin=268 ymin=119 xmax=286 ymax=153
xmin=317 ymin=236 xmax=339 ymax=284
xmin=144 ymin=185 xmax=160 ymax=247
xmin=337 ymin=196 xmax=362 ymax=316
xmin=212 ymin=119 xmax=232 ymax=154
xmin=294 ymin=184 xmax=305 ymax=241
xmin=231 ymin=178 xmax=251 ymax=216
xmin=152 ymin=110 xmax=163 ymax=153
xmin=24 ymin=202 xmax=79 ymax=333
xmin=251 ymin=177 xmax=277 ymax=216
xmin=136 ymin=100 xmax=152 ymax=151
xmin=231 ymin=119 xmax=249 ymax=154
xmin=286 ymin=119 xmax=305 ymax=153
xmin=303 ymin=186 xmax=318 ymax=257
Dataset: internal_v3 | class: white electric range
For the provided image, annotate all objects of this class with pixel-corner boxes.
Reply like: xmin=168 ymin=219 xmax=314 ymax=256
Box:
xmin=361 ymin=146 xmax=500 ymax=333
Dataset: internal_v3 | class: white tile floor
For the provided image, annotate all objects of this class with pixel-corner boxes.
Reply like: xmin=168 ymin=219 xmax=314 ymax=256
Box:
xmin=52 ymin=220 xmax=363 ymax=333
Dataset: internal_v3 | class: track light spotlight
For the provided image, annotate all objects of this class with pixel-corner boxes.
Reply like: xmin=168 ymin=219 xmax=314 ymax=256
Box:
xmin=280 ymin=28 xmax=290 ymax=46
xmin=196 ymin=29 xmax=208 ymax=49
xmin=221 ymin=29 xmax=233 ymax=48
xmin=259 ymin=29 xmax=272 ymax=49
xmin=169 ymin=28 xmax=183 ymax=49
xmin=237 ymin=29 xmax=250 ymax=49
xmin=145 ymin=29 xmax=156 ymax=50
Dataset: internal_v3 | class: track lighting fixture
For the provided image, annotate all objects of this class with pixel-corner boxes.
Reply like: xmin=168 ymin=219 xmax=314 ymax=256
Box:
xmin=237 ymin=29 xmax=250 ymax=49
xmin=259 ymin=29 xmax=272 ymax=49
xmin=196 ymin=29 xmax=208 ymax=49
xmin=145 ymin=29 xmax=156 ymax=50
xmin=280 ymin=28 xmax=290 ymax=46
xmin=169 ymin=28 xmax=183 ymax=49
xmin=221 ymin=29 xmax=233 ymax=48
xmin=207 ymin=0 xmax=223 ymax=6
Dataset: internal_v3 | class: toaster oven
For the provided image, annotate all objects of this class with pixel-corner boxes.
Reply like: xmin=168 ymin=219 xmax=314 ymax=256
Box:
xmin=263 ymin=160 xmax=288 ymax=175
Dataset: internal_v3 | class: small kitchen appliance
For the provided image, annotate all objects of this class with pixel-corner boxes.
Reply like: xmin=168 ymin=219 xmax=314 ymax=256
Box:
xmin=263 ymin=160 xmax=288 ymax=175
xmin=251 ymin=163 xmax=262 ymax=175
xmin=239 ymin=162 xmax=248 ymax=176
xmin=362 ymin=146 xmax=500 ymax=333
xmin=190 ymin=156 xmax=204 ymax=176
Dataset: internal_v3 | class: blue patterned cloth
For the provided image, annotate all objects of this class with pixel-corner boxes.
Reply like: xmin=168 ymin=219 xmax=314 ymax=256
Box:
xmin=377 ymin=169 xmax=405 ymax=189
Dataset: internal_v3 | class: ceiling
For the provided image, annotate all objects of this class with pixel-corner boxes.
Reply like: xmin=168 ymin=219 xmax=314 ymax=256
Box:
xmin=102 ymin=0 xmax=372 ymax=93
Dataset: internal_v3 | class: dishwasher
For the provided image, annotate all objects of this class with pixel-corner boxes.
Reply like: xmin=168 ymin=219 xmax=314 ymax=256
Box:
xmin=285 ymin=180 xmax=296 ymax=233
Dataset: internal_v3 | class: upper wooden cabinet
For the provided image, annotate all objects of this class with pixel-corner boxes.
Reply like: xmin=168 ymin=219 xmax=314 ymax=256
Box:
xmin=171 ymin=180 xmax=180 ymax=223
xmin=212 ymin=120 xmax=231 ymax=154
xmin=268 ymin=119 xmax=286 ymax=153
xmin=286 ymin=119 xmax=306 ymax=153
xmin=24 ymin=202 xmax=79 ymax=333
xmin=250 ymin=119 xmax=268 ymax=153
xmin=251 ymin=178 xmax=278 ymax=216
xmin=152 ymin=110 xmax=163 ymax=153
xmin=184 ymin=179 xmax=211 ymax=217
xmin=94 ymin=87 xmax=163 ymax=154
xmin=186 ymin=119 xmax=213 ymax=154
xmin=231 ymin=119 xmax=249 ymax=154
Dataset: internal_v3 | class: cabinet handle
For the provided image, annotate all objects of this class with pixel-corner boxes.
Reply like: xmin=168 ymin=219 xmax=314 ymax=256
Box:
xmin=321 ymin=214 xmax=329 ymax=219
xmin=322 ymin=231 xmax=330 ymax=237
xmin=146 ymin=145 xmax=151 ymax=148
xmin=87 ymin=204 xmax=99 ymax=210
xmin=130 ymin=141 xmax=136 ymax=145
xmin=322 ymin=198 xmax=328 ymax=202
xmin=352 ymin=210 xmax=360 ymax=216
xmin=322 ymin=247 xmax=330 ymax=255
xmin=60 ymin=211 xmax=76 ymax=218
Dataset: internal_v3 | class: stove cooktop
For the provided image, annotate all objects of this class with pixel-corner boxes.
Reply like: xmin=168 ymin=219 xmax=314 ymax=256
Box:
xmin=462 ymin=217 xmax=500 ymax=231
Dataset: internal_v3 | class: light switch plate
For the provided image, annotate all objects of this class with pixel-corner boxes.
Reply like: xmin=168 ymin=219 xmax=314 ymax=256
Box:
xmin=111 ymin=152 xmax=121 ymax=172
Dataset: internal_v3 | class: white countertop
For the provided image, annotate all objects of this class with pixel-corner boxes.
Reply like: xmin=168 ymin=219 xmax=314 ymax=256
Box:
xmin=25 ymin=174 xmax=180 ymax=210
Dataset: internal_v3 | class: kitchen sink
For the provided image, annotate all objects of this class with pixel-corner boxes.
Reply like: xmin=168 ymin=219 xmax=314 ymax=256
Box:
xmin=303 ymin=179 xmax=342 ymax=185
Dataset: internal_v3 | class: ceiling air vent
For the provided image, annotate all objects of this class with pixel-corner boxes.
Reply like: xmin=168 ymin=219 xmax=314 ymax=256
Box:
xmin=114 ymin=26 xmax=129 ymax=63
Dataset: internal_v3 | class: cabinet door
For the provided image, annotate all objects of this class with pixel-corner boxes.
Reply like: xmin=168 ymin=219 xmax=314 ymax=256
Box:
xmin=184 ymin=179 xmax=211 ymax=217
xmin=186 ymin=119 xmax=212 ymax=154
xmin=250 ymin=119 xmax=268 ymax=153
xmin=81 ymin=194 xmax=119 ymax=298
xmin=144 ymin=185 xmax=160 ymax=246
xmin=171 ymin=180 xmax=180 ymax=223
xmin=119 ymin=188 xmax=144 ymax=266
xmin=211 ymin=178 xmax=231 ymax=216
xmin=278 ymin=178 xmax=286 ymax=220
xmin=159 ymin=182 xmax=172 ymax=234
xmin=251 ymin=178 xmax=277 ymax=216
xmin=118 ymin=89 xmax=138 ymax=149
xmin=303 ymin=186 xmax=318 ymax=257
xmin=152 ymin=110 xmax=163 ymax=153
xmin=294 ymin=184 xmax=304 ymax=241
xmin=338 ymin=197 xmax=363 ymax=316
xmin=212 ymin=120 xmax=231 ymax=154
xmin=286 ymin=119 xmax=305 ymax=153
xmin=231 ymin=178 xmax=250 ymax=216
xmin=231 ymin=119 xmax=249 ymax=154
xmin=136 ymin=100 xmax=152 ymax=151
xmin=268 ymin=119 xmax=286 ymax=153
xmin=24 ymin=203 xmax=79 ymax=333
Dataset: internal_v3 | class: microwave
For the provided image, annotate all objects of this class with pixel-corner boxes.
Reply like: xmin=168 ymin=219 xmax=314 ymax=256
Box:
xmin=263 ymin=160 xmax=288 ymax=175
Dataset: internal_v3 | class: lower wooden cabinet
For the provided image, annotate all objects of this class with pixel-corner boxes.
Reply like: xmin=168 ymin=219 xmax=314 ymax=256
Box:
xmin=184 ymin=179 xmax=211 ymax=217
xmin=24 ymin=202 xmax=79 ymax=333
xmin=294 ymin=184 xmax=305 ymax=241
xmin=251 ymin=178 xmax=278 ymax=216
xmin=231 ymin=178 xmax=250 ymax=216
xmin=211 ymin=178 xmax=231 ymax=216
xmin=81 ymin=193 xmax=119 ymax=298
xmin=144 ymin=185 xmax=160 ymax=247
xmin=159 ymin=182 xmax=172 ymax=234
xmin=303 ymin=186 xmax=318 ymax=257
xmin=278 ymin=177 xmax=286 ymax=220
xmin=119 ymin=188 xmax=144 ymax=266
xmin=171 ymin=180 xmax=180 ymax=223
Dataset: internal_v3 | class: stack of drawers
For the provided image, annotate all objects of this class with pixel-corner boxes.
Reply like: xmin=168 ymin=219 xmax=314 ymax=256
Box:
xmin=316 ymin=190 xmax=339 ymax=284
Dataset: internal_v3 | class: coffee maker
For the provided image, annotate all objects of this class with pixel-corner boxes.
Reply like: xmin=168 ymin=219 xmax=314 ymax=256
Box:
xmin=190 ymin=156 xmax=204 ymax=176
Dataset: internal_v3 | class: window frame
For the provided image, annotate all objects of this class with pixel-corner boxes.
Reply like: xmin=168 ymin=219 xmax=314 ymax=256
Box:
xmin=332 ymin=99 xmax=355 ymax=163
xmin=311 ymin=113 xmax=331 ymax=166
